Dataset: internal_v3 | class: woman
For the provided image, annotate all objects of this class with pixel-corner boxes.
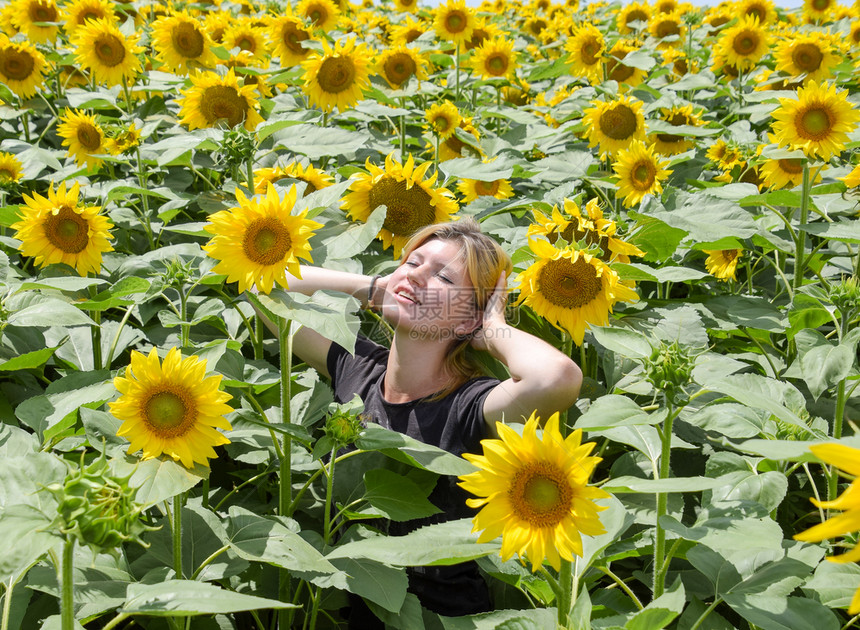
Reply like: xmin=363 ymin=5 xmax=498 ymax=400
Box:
xmin=256 ymin=218 xmax=581 ymax=621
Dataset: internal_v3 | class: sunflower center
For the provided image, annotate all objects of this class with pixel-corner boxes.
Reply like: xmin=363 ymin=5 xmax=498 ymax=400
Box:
xmin=734 ymin=31 xmax=759 ymax=55
xmin=0 ymin=47 xmax=35 ymax=81
xmin=77 ymin=122 xmax=102 ymax=150
xmin=95 ymin=33 xmax=126 ymax=67
xmin=509 ymin=461 xmax=572 ymax=527
xmin=528 ymin=18 xmax=547 ymax=35
xmin=538 ymin=257 xmax=602 ymax=308
xmin=201 ymin=85 xmax=249 ymax=127
xmin=370 ymin=175 xmax=436 ymax=236
xmin=242 ymin=217 xmax=292 ymax=266
xmin=0 ymin=167 xmax=16 ymax=182
xmin=812 ymin=0 xmax=829 ymax=10
xmin=792 ymin=43 xmax=823 ymax=72
xmin=607 ymin=52 xmax=633 ymax=82
xmin=485 ymin=53 xmax=508 ymax=76
xmin=236 ymin=36 xmax=255 ymax=52
xmin=317 ymin=56 xmax=356 ymax=94
xmin=656 ymin=20 xmax=680 ymax=38
xmin=297 ymin=176 xmax=318 ymax=193
xmin=432 ymin=115 xmax=452 ymax=132
xmin=306 ymin=4 xmax=328 ymax=25
xmin=404 ymin=27 xmax=422 ymax=43
xmin=798 ymin=106 xmax=832 ymax=138
xmin=172 ymin=22 xmax=204 ymax=58
xmin=599 ymin=103 xmax=638 ymax=140
xmin=632 ymin=161 xmax=656 ymax=188
xmin=143 ymin=389 xmax=196 ymax=437
xmin=745 ymin=4 xmax=766 ymax=21
xmin=778 ymin=158 xmax=803 ymax=174
xmin=581 ymin=39 xmax=601 ymax=65
xmin=445 ymin=11 xmax=467 ymax=34
xmin=282 ymin=24 xmax=309 ymax=55
xmin=384 ymin=52 xmax=416 ymax=86
xmin=474 ymin=180 xmax=500 ymax=196
xmin=30 ymin=1 xmax=58 ymax=22
xmin=625 ymin=9 xmax=648 ymax=25
xmin=44 ymin=206 xmax=90 ymax=254
xmin=77 ymin=10 xmax=104 ymax=25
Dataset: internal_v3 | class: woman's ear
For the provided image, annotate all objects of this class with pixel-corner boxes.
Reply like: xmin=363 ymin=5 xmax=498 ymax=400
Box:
xmin=455 ymin=310 xmax=483 ymax=338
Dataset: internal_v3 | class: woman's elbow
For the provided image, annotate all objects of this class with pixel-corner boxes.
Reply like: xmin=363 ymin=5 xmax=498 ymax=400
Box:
xmin=545 ymin=356 xmax=582 ymax=411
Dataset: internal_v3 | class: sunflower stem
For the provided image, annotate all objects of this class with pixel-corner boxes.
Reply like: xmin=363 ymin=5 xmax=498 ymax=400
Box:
xmin=434 ymin=132 xmax=440 ymax=176
xmin=253 ymin=313 xmax=265 ymax=360
xmin=172 ymin=494 xmax=183 ymax=578
xmin=179 ymin=284 xmax=189 ymax=348
xmin=557 ymin=559 xmax=574 ymax=629
xmin=277 ymin=317 xmax=294 ymax=630
xmin=89 ymin=285 xmax=102 ymax=371
xmin=1 ymin=576 xmax=13 ymax=630
xmin=323 ymin=444 xmax=338 ymax=546
xmin=653 ymin=401 xmax=676 ymax=599
xmin=455 ymin=42 xmax=461 ymax=102
xmin=60 ymin=537 xmax=74 ymax=630
xmin=827 ymin=310 xmax=851 ymax=502
xmin=21 ymin=111 xmax=30 ymax=144
xmin=245 ymin=148 xmax=255 ymax=197
xmin=793 ymin=161 xmax=811 ymax=290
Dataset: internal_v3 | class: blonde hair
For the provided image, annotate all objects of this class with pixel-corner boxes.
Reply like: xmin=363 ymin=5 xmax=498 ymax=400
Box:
xmin=399 ymin=218 xmax=513 ymax=396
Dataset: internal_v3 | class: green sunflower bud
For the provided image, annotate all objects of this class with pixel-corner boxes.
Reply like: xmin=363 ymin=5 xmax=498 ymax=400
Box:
xmin=44 ymin=453 xmax=152 ymax=555
xmin=828 ymin=276 xmax=860 ymax=314
xmin=324 ymin=409 xmax=363 ymax=447
xmin=643 ymin=340 xmax=695 ymax=406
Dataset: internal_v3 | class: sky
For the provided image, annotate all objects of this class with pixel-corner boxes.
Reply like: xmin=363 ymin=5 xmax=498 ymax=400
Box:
xmin=424 ymin=0 xmax=805 ymax=9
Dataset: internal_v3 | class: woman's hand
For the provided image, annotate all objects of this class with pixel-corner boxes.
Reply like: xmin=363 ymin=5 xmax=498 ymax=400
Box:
xmin=471 ymin=271 xmax=508 ymax=351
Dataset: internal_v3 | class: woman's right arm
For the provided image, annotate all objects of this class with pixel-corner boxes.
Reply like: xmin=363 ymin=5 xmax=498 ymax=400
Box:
xmin=249 ymin=267 xmax=385 ymax=378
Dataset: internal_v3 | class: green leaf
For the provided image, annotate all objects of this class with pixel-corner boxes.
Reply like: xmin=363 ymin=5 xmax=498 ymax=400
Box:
xmin=589 ymin=327 xmax=652 ymax=359
xmin=254 ymin=290 xmax=360 ymax=355
xmin=326 ymin=518 xmax=500 ymax=566
xmin=797 ymin=221 xmax=860 ymax=243
xmin=356 ymin=424 xmax=476 ymax=476
xmin=226 ymin=506 xmax=338 ymax=576
xmin=121 ymin=580 xmax=297 ymax=615
xmin=723 ymin=593 xmax=839 ymax=630
xmin=272 ymin=123 xmax=372 ymax=160
xmin=709 ymin=471 xmax=788 ymax=513
xmin=439 ymin=157 xmax=514 ymax=181
xmin=322 ymin=558 xmax=408 ymax=614
xmin=15 ymin=374 xmax=114 ymax=438
xmin=615 ymin=263 xmax=709 ymax=283
xmin=787 ymin=292 xmax=832 ymax=340
xmin=625 ymin=580 xmax=685 ymax=630
xmin=735 ymin=439 xmax=823 ymax=462
xmin=592 ymin=425 xmax=662 ymax=465
xmin=16 ymin=277 xmax=103 ymax=292
xmin=603 ymin=472 xmax=749 ymax=494
xmin=803 ymin=561 xmax=860 ymax=608
xmin=0 ymin=343 xmax=63 ymax=371
xmin=315 ymin=206 xmax=387 ymax=261
xmin=687 ymin=403 xmax=764 ymax=439
xmin=129 ymin=457 xmax=208 ymax=505
xmin=362 ymin=469 xmax=441 ymax=522
xmin=7 ymin=296 xmax=95 ymax=327
xmin=576 ymin=396 xmax=659 ymax=430
xmin=0 ymin=504 xmax=58 ymax=583
xmin=799 ymin=340 xmax=854 ymax=400
xmin=704 ymin=295 xmax=787 ymax=333
xmin=628 ymin=212 xmax=686 ymax=264
xmin=649 ymin=192 xmax=758 ymax=243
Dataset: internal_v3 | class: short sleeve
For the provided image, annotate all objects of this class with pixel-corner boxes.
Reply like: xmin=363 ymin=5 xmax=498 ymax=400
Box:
xmin=447 ymin=377 xmax=498 ymax=456
xmin=326 ymin=335 xmax=388 ymax=404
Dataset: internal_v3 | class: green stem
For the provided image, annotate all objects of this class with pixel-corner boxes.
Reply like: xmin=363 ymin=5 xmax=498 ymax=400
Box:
xmin=173 ymin=495 xmax=183 ymax=578
xmin=597 ymin=565 xmax=643 ymax=610
xmin=22 ymin=111 xmax=30 ymax=144
xmin=455 ymin=42 xmax=461 ymax=102
xmin=190 ymin=545 xmax=230 ymax=580
xmin=557 ymin=559 xmax=573 ymax=628
xmin=100 ymin=613 xmax=131 ymax=630
xmin=89 ymin=285 xmax=102 ymax=371
xmin=827 ymin=309 xmax=851 ymax=502
xmin=179 ymin=286 xmax=189 ymax=348
xmin=794 ymin=161 xmax=811 ymax=290
xmin=1 ymin=577 xmax=12 ymax=630
xmin=246 ymin=149 xmax=256 ymax=197
xmin=214 ymin=466 xmax=274 ymax=512
xmin=253 ymin=313 xmax=265 ymax=360
xmin=103 ymin=305 xmax=135 ymax=369
xmin=323 ymin=445 xmax=338 ymax=546
xmin=61 ymin=538 xmax=74 ymax=630
xmin=689 ymin=597 xmax=723 ymax=630
xmin=278 ymin=317 xmax=293 ymax=630
xmin=653 ymin=403 xmax=676 ymax=599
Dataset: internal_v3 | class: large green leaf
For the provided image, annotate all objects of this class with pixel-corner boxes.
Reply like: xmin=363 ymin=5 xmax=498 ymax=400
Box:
xmin=7 ymin=295 xmax=95 ymax=327
xmin=0 ymin=343 xmax=63 ymax=371
xmin=799 ymin=338 xmax=855 ymax=400
xmin=723 ymin=593 xmax=839 ymax=630
xmin=362 ymin=469 xmax=441 ymax=522
xmin=439 ymin=157 xmax=515 ymax=181
xmin=627 ymin=212 xmax=687 ymax=263
xmin=326 ymin=518 xmax=500 ymax=566
xmin=226 ymin=506 xmax=338 ymax=575
xmin=272 ymin=123 xmax=372 ymax=160
xmin=15 ymin=372 xmax=114 ymax=438
xmin=626 ymin=580 xmax=685 ymax=630
xmin=603 ymin=472 xmax=750 ymax=494
xmin=356 ymin=424 xmax=476 ymax=476
xmin=589 ymin=327 xmax=652 ymax=359
xmin=121 ymin=580 xmax=297 ymax=614
xmin=314 ymin=206 xmax=386 ymax=261
xmin=0 ymin=504 xmax=59 ymax=583
xmin=322 ymin=557 xmax=408 ymax=614
xmin=576 ymin=395 xmax=659 ymax=430
xmin=128 ymin=457 xmax=208 ymax=505
xmin=688 ymin=403 xmax=764 ymax=439
xmin=803 ymin=561 xmax=860 ymax=608
xmin=0 ymin=452 xmax=66 ymax=512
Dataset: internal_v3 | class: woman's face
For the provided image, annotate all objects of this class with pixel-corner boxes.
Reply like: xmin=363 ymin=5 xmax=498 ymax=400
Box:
xmin=382 ymin=238 xmax=479 ymax=340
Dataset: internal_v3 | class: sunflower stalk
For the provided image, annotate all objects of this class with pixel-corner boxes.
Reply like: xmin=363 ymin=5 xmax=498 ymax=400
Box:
xmin=454 ymin=43 xmax=461 ymax=102
xmin=172 ymin=494 xmax=183 ymax=578
xmin=277 ymin=316 xmax=294 ymax=630
xmin=60 ymin=537 xmax=74 ymax=630
xmin=89 ymin=284 xmax=102 ymax=371
xmin=323 ymin=444 xmax=338 ymax=546
xmin=793 ymin=161 xmax=811 ymax=290
xmin=653 ymin=401 xmax=680 ymax=599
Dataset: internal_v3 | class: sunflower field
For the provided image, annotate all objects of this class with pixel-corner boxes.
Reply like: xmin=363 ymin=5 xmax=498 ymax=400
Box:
xmin=2 ymin=0 xmax=860 ymax=626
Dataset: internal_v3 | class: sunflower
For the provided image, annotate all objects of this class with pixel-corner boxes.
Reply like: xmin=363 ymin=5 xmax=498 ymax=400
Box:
xmin=222 ymin=23 xmax=270 ymax=67
xmin=649 ymin=105 xmax=703 ymax=156
xmin=655 ymin=0 xmax=679 ymax=12
xmin=437 ymin=117 xmax=481 ymax=162
xmin=301 ymin=37 xmax=371 ymax=113
xmin=297 ymin=0 xmax=340 ymax=31
xmin=110 ymin=348 xmax=233 ymax=470
xmin=151 ymin=12 xmax=216 ymax=74
xmin=10 ymin=0 xmax=59 ymax=43
xmin=565 ymin=22 xmax=604 ymax=83
xmin=425 ymin=101 xmax=461 ymax=140
xmin=0 ymin=3 xmax=19 ymax=36
xmin=0 ymin=152 xmax=23 ymax=183
xmin=771 ymin=80 xmax=860 ymax=162
xmin=375 ymin=45 xmax=429 ymax=88
xmin=739 ymin=0 xmax=777 ymax=25
xmin=204 ymin=11 xmax=231 ymax=43
xmin=457 ymin=177 xmax=514 ymax=203
xmin=61 ymin=0 xmax=114 ymax=35
xmin=0 ymin=35 xmax=47 ymax=100
xmin=649 ymin=12 xmax=684 ymax=48
xmin=773 ymin=32 xmax=840 ymax=84
xmin=254 ymin=162 xmax=334 ymax=195
xmin=204 ymin=184 xmax=321 ymax=294
xmin=268 ymin=14 xmax=312 ymax=66
xmin=458 ymin=412 xmax=608 ymax=572
xmin=528 ymin=198 xmax=644 ymax=264
xmin=391 ymin=16 xmax=427 ymax=45
xmin=613 ymin=140 xmax=672 ymax=209
xmin=703 ymin=249 xmax=742 ymax=281
xmin=794 ymin=443 xmax=860 ymax=616
xmin=434 ymin=0 xmax=475 ymax=46
xmin=522 ymin=15 xmax=548 ymax=39
xmin=759 ymin=141 xmax=824 ymax=189
xmin=178 ymin=69 xmax=263 ymax=131
xmin=516 ymin=239 xmax=639 ymax=344
xmin=714 ymin=14 xmax=769 ymax=71
xmin=393 ymin=0 xmax=419 ymax=12
xmin=11 ymin=181 xmax=114 ymax=276
xmin=57 ymin=109 xmax=106 ymax=169
xmin=662 ymin=47 xmax=697 ymax=77
xmin=471 ymin=37 xmax=517 ymax=80
xmin=106 ymin=123 xmax=140 ymax=156
xmin=72 ymin=18 xmax=143 ymax=86
xmin=605 ymin=40 xmax=647 ymax=88
xmin=582 ymin=95 xmax=647 ymax=157
xmin=465 ymin=17 xmax=501 ymax=51
xmin=802 ymin=0 xmax=834 ymax=23
xmin=342 ymin=153 xmax=458 ymax=257
xmin=842 ymin=164 xmax=860 ymax=188
xmin=616 ymin=1 xmax=650 ymax=34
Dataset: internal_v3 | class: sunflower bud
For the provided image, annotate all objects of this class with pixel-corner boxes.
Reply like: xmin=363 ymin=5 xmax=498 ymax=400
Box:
xmin=643 ymin=341 xmax=695 ymax=406
xmin=828 ymin=276 xmax=860 ymax=314
xmin=163 ymin=257 xmax=194 ymax=289
xmin=44 ymin=453 xmax=151 ymax=555
xmin=218 ymin=127 xmax=256 ymax=171
xmin=324 ymin=409 xmax=363 ymax=447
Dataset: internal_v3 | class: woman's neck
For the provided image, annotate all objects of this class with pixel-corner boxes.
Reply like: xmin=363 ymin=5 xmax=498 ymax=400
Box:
xmin=382 ymin=331 xmax=453 ymax=403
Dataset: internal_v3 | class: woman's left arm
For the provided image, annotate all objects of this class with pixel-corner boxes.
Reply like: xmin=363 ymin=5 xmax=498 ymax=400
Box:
xmin=476 ymin=273 xmax=583 ymax=432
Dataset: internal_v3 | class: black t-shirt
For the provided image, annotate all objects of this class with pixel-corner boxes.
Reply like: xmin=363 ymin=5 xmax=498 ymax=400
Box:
xmin=327 ymin=336 xmax=498 ymax=616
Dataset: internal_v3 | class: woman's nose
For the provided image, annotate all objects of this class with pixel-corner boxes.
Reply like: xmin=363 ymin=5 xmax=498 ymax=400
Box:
xmin=406 ymin=265 xmax=425 ymax=286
